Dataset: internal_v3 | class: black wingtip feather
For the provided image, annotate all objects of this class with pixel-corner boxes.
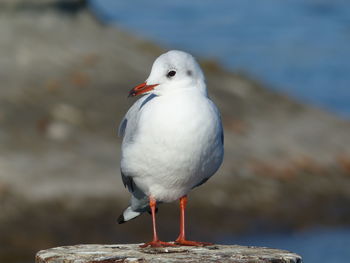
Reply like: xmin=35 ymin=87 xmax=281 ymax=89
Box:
xmin=117 ymin=214 xmax=126 ymax=224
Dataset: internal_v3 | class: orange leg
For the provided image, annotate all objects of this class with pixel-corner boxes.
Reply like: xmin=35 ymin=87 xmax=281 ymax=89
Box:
xmin=175 ymin=195 xmax=213 ymax=246
xmin=140 ymin=196 xmax=176 ymax=248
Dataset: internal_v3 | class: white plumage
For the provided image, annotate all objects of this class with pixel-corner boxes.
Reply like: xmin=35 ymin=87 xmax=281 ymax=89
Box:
xmin=118 ymin=50 xmax=224 ymax=225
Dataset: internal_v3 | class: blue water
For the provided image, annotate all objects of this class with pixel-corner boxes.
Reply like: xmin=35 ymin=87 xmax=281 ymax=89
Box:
xmin=224 ymin=227 xmax=350 ymax=263
xmin=90 ymin=0 xmax=350 ymax=118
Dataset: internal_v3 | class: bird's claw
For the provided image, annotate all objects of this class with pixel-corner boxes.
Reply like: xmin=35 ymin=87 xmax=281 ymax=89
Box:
xmin=140 ymin=240 xmax=177 ymax=248
xmin=175 ymin=239 xmax=213 ymax=246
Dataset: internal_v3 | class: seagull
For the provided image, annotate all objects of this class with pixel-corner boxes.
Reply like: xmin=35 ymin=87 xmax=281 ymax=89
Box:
xmin=117 ymin=50 xmax=224 ymax=248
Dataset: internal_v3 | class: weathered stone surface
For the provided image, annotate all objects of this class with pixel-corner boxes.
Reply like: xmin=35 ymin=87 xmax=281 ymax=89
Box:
xmin=35 ymin=244 xmax=302 ymax=263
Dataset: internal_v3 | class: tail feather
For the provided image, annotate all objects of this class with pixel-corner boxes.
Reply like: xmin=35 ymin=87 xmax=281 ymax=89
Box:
xmin=118 ymin=206 xmax=142 ymax=224
xmin=118 ymin=192 xmax=150 ymax=224
xmin=117 ymin=214 xmax=125 ymax=224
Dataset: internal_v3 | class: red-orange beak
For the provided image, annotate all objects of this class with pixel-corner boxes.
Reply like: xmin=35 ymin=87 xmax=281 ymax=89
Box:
xmin=128 ymin=82 xmax=159 ymax=97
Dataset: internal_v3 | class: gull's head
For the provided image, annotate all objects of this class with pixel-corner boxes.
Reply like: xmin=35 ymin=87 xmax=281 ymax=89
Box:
xmin=129 ymin=50 xmax=206 ymax=97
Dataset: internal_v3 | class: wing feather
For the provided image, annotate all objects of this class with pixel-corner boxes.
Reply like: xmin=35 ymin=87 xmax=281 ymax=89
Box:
xmin=117 ymin=95 xmax=153 ymax=140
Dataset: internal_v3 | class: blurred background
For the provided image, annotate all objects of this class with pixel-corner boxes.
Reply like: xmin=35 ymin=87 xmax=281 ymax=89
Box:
xmin=0 ymin=0 xmax=349 ymax=262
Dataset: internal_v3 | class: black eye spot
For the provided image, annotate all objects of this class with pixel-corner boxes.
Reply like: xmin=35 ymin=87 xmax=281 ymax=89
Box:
xmin=167 ymin=70 xmax=176 ymax=78
xmin=186 ymin=70 xmax=192 ymax=76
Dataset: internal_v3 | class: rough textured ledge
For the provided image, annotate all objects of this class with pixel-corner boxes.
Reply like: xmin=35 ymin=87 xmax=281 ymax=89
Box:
xmin=35 ymin=244 xmax=302 ymax=263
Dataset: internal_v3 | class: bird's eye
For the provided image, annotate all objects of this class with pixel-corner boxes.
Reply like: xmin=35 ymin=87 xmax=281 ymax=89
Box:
xmin=167 ymin=70 xmax=176 ymax=78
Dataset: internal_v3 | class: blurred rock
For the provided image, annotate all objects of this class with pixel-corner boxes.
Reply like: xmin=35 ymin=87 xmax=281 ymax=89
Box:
xmin=51 ymin=103 xmax=83 ymax=125
xmin=46 ymin=121 xmax=72 ymax=141
xmin=0 ymin=1 xmax=350 ymax=263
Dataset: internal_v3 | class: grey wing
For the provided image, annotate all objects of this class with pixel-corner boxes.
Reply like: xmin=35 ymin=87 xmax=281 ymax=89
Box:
xmin=118 ymin=95 xmax=150 ymax=192
xmin=121 ymin=171 xmax=136 ymax=192
xmin=118 ymin=95 xmax=158 ymax=224
xmin=118 ymin=95 xmax=153 ymax=142
xmin=118 ymin=94 xmax=157 ymax=138
xmin=119 ymin=96 xmax=148 ymax=189
xmin=220 ymin=121 xmax=224 ymax=145
xmin=192 ymin=177 xmax=210 ymax=189
xmin=191 ymin=126 xmax=223 ymax=190
xmin=118 ymin=173 xmax=150 ymax=224
xmin=206 ymin=97 xmax=224 ymax=146
xmin=121 ymin=171 xmax=147 ymax=201
xmin=118 ymin=103 xmax=139 ymax=139
xmin=192 ymin=99 xmax=224 ymax=190
xmin=214 ymin=101 xmax=224 ymax=146
xmin=118 ymin=96 xmax=152 ymax=202
xmin=119 ymin=171 xmax=149 ymax=223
